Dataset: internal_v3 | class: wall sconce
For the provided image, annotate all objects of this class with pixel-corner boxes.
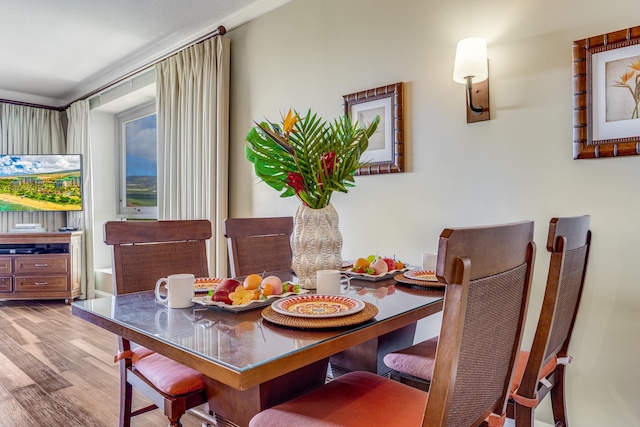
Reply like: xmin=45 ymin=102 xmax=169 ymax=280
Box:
xmin=453 ymin=37 xmax=490 ymax=123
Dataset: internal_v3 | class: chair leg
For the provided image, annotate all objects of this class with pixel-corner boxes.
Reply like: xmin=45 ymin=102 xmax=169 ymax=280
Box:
xmin=514 ymin=402 xmax=534 ymax=427
xmin=120 ymin=377 xmax=133 ymax=427
xmin=550 ymin=366 xmax=569 ymax=427
xmin=167 ymin=415 xmax=183 ymax=427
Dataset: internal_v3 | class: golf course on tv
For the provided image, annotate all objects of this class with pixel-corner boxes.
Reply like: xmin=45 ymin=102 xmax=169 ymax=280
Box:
xmin=0 ymin=170 xmax=82 ymax=211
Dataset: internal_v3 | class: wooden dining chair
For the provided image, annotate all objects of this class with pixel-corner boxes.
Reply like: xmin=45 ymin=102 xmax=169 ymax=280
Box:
xmin=223 ymin=216 xmax=294 ymax=280
xmin=508 ymin=215 xmax=591 ymax=427
xmin=104 ymin=220 xmax=212 ymax=427
xmin=383 ymin=216 xmax=591 ymax=427
xmin=248 ymin=220 xmax=535 ymax=427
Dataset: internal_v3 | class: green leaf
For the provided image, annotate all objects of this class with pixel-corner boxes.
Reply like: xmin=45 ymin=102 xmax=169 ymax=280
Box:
xmin=245 ymin=109 xmax=380 ymax=209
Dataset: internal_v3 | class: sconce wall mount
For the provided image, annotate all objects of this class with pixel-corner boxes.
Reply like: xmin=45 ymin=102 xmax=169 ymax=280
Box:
xmin=453 ymin=38 xmax=490 ymax=123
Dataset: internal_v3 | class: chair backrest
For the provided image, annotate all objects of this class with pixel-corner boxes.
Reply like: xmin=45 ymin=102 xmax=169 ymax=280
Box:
xmin=104 ymin=220 xmax=212 ymax=295
xmin=423 ymin=221 xmax=535 ymax=427
xmin=223 ymin=217 xmax=294 ymax=280
xmin=517 ymin=215 xmax=591 ymax=397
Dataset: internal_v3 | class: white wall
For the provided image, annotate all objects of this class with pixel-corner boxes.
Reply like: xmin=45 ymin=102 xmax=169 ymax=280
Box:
xmin=226 ymin=0 xmax=640 ymax=425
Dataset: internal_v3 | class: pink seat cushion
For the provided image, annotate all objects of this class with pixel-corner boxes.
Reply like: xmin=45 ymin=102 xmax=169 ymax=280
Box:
xmin=383 ymin=336 xmax=438 ymax=381
xmin=249 ymin=371 xmax=428 ymax=427
xmin=132 ymin=350 xmax=205 ymax=396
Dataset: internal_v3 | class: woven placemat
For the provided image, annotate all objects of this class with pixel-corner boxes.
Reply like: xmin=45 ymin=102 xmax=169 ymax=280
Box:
xmin=261 ymin=301 xmax=378 ymax=329
xmin=394 ymin=273 xmax=446 ymax=289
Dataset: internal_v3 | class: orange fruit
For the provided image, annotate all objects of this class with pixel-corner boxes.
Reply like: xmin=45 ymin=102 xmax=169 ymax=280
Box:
xmin=243 ymin=273 xmax=262 ymax=290
xmin=261 ymin=283 xmax=274 ymax=297
xmin=353 ymin=257 xmax=370 ymax=270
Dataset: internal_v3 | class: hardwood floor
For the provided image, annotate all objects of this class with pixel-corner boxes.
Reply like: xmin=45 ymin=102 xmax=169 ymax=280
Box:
xmin=0 ymin=300 xmax=209 ymax=427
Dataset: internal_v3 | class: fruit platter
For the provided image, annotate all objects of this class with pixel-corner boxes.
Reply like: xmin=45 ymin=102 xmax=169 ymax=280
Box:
xmin=343 ymin=255 xmax=408 ymax=281
xmin=192 ymin=274 xmax=308 ymax=312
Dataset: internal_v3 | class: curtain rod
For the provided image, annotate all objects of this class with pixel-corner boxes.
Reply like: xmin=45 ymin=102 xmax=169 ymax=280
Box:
xmin=67 ymin=25 xmax=226 ymax=110
xmin=0 ymin=98 xmax=64 ymax=112
xmin=2 ymin=25 xmax=226 ymax=112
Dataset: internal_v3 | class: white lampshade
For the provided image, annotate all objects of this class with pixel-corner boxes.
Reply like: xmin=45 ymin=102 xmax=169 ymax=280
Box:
xmin=453 ymin=38 xmax=488 ymax=84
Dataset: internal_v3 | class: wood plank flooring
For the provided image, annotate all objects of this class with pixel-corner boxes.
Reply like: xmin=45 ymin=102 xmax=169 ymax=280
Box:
xmin=0 ymin=300 xmax=209 ymax=427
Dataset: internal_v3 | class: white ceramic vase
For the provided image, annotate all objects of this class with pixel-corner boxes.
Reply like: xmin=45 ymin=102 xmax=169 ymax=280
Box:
xmin=291 ymin=203 xmax=343 ymax=289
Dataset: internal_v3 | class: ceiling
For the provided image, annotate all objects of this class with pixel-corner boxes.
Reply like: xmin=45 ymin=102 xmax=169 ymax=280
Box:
xmin=0 ymin=0 xmax=289 ymax=109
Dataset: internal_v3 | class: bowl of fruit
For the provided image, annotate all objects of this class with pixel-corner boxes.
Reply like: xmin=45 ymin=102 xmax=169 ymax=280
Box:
xmin=345 ymin=255 xmax=407 ymax=281
xmin=192 ymin=274 xmax=307 ymax=312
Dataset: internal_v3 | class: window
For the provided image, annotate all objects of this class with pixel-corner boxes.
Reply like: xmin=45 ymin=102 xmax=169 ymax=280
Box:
xmin=116 ymin=102 xmax=158 ymax=219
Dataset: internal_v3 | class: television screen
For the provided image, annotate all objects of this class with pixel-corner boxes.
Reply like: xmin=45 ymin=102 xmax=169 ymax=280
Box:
xmin=0 ymin=154 xmax=82 ymax=212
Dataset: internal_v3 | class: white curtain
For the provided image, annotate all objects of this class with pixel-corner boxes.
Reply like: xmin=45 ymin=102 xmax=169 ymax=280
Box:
xmin=66 ymin=100 xmax=95 ymax=299
xmin=156 ymin=35 xmax=230 ymax=277
xmin=0 ymin=103 xmax=66 ymax=231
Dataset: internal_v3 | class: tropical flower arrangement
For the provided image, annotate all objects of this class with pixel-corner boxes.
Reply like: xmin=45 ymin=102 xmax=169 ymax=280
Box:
xmin=245 ymin=109 xmax=380 ymax=209
xmin=614 ymin=59 xmax=640 ymax=119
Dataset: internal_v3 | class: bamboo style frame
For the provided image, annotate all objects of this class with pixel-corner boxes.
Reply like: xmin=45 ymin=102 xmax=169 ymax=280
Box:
xmin=573 ymin=25 xmax=640 ymax=159
xmin=343 ymin=82 xmax=404 ymax=174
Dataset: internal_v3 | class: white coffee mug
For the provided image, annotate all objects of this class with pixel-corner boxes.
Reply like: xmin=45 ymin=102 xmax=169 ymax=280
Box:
xmin=422 ymin=253 xmax=437 ymax=271
xmin=155 ymin=273 xmax=195 ymax=308
xmin=316 ymin=270 xmax=351 ymax=295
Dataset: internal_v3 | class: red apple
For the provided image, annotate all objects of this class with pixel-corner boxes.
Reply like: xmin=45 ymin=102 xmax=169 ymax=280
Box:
xmin=214 ymin=278 xmax=241 ymax=304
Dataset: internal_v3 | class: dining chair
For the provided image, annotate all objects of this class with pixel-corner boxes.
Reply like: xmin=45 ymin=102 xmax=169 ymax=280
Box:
xmin=249 ymin=220 xmax=535 ymax=427
xmin=104 ymin=219 xmax=212 ymax=427
xmin=508 ymin=215 xmax=591 ymax=427
xmin=223 ymin=216 xmax=294 ymax=281
xmin=383 ymin=216 xmax=591 ymax=427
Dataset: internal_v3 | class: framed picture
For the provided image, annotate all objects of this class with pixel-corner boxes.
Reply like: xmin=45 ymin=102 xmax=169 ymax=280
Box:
xmin=343 ymin=82 xmax=404 ymax=174
xmin=573 ymin=26 xmax=640 ymax=159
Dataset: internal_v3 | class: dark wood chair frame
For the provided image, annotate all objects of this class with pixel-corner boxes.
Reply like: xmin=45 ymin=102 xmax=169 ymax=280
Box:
xmin=104 ymin=220 xmax=212 ymax=427
xmin=223 ymin=216 xmax=294 ymax=280
xmin=425 ymin=221 xmax=536 ymax=426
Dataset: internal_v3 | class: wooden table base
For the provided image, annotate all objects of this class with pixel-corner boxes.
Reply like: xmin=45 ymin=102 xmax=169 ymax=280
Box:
xmin=329 ymin=323 xmax=417 ymax=377
xmin=204 ymin=358 xmax=329 ymax=427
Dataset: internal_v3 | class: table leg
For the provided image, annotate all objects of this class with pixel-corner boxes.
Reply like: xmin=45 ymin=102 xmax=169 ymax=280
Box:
xmin=204 ymin=358 xmax=329 ymax=427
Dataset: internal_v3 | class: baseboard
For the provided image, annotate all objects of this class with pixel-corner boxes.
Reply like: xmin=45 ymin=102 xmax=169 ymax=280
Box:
xmin=94 ymin=289 xmax=112 ymax=298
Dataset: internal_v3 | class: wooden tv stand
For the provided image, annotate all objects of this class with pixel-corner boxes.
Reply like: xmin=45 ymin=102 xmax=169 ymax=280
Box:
xmin=0 ymin=231 xmax=82 ymax=304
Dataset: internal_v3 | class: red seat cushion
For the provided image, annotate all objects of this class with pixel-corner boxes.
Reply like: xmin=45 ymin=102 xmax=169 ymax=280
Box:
xmin=249 ymin=371 xmax=428 ymax=427
xmin=383 ymin=336 xmax=438 ymax=381
xmin=132 ymin=349 xmax=205 ymax=396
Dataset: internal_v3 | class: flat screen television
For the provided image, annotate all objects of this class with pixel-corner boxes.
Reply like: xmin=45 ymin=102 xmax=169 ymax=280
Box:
xmin=0 ymin=154 xmax=82 ymax=212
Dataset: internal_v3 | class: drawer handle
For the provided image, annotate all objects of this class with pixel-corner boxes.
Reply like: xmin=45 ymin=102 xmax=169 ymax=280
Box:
xmin=34 ymin=282 xmax=49 ymax=286
xmin=34 ymin=264 xmax=49 ymax=267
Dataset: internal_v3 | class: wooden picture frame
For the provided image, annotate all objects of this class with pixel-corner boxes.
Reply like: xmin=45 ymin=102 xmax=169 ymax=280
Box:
xmin=343 ymin=82 xmax=404 ymax=174
xmin=573 ymin=25 xmax=640 ymax=159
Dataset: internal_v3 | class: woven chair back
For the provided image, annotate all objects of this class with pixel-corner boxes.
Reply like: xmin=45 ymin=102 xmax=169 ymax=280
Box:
xmin=423 ymin=221 xmax=535 ymax=427
xmin=224 ymin=217 xmax=293 ymax=280
xmin=104 ymin=220 xmax=211 ymax=295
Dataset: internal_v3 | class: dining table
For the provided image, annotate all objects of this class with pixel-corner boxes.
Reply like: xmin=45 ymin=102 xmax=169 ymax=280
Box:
xmin=71 ymin=276 xmax=444 ymax=427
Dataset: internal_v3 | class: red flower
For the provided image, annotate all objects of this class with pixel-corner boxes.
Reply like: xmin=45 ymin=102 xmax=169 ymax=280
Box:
xmin=318 ymin=150 xmax=338 ymax=187
xmin=287 ymin=172 xmax=305 ymax=194
xmin=321 ymin=150 xmax=337 ymax=174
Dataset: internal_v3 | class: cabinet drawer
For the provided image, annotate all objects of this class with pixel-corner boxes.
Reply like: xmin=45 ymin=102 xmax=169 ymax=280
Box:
xmin=0 ymin=257 xmax=11 ymax=274
xmin=0 ymin=276 xmax=11 ymax=292
xmin=15 ymin=276 xmax=68 ymax=292
xmin=14 ymin=256 xmax=68 ymax=274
